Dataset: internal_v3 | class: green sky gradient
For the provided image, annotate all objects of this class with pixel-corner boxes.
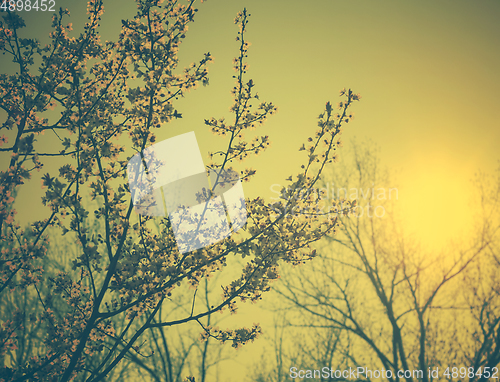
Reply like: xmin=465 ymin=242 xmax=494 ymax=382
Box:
xmin=2 ymin=0 xmax=500 ymax=379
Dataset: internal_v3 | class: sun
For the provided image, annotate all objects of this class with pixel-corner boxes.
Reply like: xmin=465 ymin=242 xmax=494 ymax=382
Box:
xmin=398 ymin=162 xmax=475 ymax=251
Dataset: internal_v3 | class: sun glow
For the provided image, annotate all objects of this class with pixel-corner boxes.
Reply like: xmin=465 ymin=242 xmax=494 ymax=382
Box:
xmin=398 ymin=163 xmax=475 ymax=251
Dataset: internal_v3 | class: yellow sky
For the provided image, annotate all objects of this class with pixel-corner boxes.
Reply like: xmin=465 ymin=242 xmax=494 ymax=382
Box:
xmin=176 ymin=0 xmax=500 ymax=251
xmin=4 ymin=0 xmax=499 ymax=248
xmin=2 ymin=0 xmax=500 ymax=379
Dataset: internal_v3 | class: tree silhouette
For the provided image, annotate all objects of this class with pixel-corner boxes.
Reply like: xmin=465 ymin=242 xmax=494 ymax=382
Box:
xmin=252 ymin=144 xmax=500 ymax=382
xmin=0 ymin=1 xmax=360 ymax=381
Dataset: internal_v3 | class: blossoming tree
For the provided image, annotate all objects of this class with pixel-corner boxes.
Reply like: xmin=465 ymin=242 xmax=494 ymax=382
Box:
xmin=0 ymin=1 xmax=360 ymax=380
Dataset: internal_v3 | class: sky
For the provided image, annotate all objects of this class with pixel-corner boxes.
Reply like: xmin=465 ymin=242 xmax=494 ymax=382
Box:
xmin=1 ymin=0 xmax=500 ymax=380
xmin=6 ymin=0 xmax=500 ymax=249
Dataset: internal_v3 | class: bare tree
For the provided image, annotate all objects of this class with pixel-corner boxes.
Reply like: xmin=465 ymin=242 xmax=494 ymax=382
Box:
xmin=452 ymin=168 xmax=500 ymax=382
xmin=261 ymin=143 xmax=500 ymax=381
